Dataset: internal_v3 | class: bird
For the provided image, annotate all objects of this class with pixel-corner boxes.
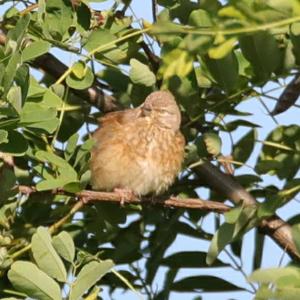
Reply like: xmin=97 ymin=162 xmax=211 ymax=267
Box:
xmin=90 ymin=91 xmax=185 ymax=199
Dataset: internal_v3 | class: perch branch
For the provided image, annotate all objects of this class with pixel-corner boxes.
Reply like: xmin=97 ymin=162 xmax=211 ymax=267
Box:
xmin=77 ymin=190 xmax=232 ymax=213
xmin=18 ymin=186 xmax=231 ymax=214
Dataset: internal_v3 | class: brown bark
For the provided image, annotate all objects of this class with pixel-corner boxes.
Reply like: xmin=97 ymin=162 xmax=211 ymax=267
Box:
xmin=196 ymin=161 xmax=300 ymax=260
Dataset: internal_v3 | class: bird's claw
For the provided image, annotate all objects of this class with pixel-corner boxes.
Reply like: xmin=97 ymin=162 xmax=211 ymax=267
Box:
xmin=114 ymin=188 xmax=135 ymax=206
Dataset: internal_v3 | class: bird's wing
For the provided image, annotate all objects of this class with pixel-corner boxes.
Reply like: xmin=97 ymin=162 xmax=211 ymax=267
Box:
xmin=175 ymin=131 xmax=186 ymax=151
xmin=99 ymin=108 xmax=141 ymax=126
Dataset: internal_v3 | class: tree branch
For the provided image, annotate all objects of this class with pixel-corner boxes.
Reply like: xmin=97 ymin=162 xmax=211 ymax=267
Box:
xmin=195 ymin=161 xmax=300 ymax=260
xmin=151 ymin=0 xmax=158 ymax=23
xmin=18 ymin=186 xmax=231 ymax=214
xmin=0 ymin=32 xmax=119 ymax=112
xmin=77 ymin=190 xmax=232 ymax=213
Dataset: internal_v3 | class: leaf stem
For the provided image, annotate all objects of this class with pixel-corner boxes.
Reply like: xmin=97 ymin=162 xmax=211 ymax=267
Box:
xmin=87 ymin=28 xmax=151 ymax=59
xmin=51 ymin=86 xmax=69 ymax=149
xmin=154 ymin=16 xmax=300 ymax=36
xmin=111 ymin=269 xmax=144 ymax=300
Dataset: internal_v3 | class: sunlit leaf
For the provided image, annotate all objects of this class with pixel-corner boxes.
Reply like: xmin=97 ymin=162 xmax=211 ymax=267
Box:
xmin=66 ymin=66 xmax=94 ymax=90
xmin=8 ymin=261 xmax=62 ymax=300
xmin=129 ymin=59 xmax=156 ymax=87
xmin=69 ymin=260 xmax=114 ymax=300
xmin=31 ymin=227 xmax=67 ymax=282
xmin=22 ymin=41 xmax=51 ymax=62
xmin=206 ymin=223 xmax=235 ymax=265
xmin=52 ymin=231 xmax=75 ymax=263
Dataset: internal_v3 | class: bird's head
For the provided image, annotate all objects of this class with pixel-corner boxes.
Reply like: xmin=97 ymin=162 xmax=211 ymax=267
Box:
xmin=141 ymin=91 xmax=181 ymax=131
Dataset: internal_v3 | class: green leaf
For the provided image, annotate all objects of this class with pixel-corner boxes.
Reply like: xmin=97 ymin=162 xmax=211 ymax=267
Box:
xmin=0 ymin=164 xmax=17 ymax=201
xmin=239 ymin=31 xmax=281 ymax=82
xmin=225 ymin=119 xmax=260 ymax=131
xmin=172 ymin=275 xmax=243 ymax=292
xmin=224 ymin=205 xmax=243 ymax=224
xmin=6 ymin=14 xmax=30 ymax=48
xmin=0 ymin=129 xmax=8 ymax=144
xmin=69 ymin=260 xmax=114 ymax=300
xmin=27 ymin=76 xmax=47 ymax=98
xmin=31 ymin=227 xmax=67 ymax=282
xmin=2 ymin=51 xmax=22 ymax=95
xmin=63 ymin=181 xmax=82 ymax=193
xmin=161 ymin=251 xmax=229 ymax=268
xmin=255 ymin=159 xmax=281 ymax=175
xmin=84 ymin=28 xmax=135 ymax=63
xmin=74 ymin=138 xmax=94 ymax=167
xmin=52 ymin=231 xmax=75 ymax=263
xmin=76 ymin=2 xmax=91 ymax=33
xmin=129 ymin=59 xmax=156 ymax=87
xmin=233 ymin=129 xmax=257 ymax=167
xmin=7 ymin=86 xmax=22 ymax=113
xmin=66 ymin=66 xmax=94 ymax=90
xmin=206 ymin=223 xmax=235 ymax=265
xmin=42 ymin=89 xmax=64 ymax=107
xmin=43 ymin=0 xmax=74 ymax=41
xmin=35 ymin=150 xmax=77 ymax=177
xmin=160 ymin=49 xmax=193 ymax=79
xmin=15 ymin=64 xmax=30 ymax=104
xmin=35 ymin=150 xmax=78 ymax=190
xmin=208 ymin=38 xmax=237 ymax=59
xmin=203 ymin=51 xmax=239 ymax=93
xmin=257 ymin=197 xmax=282 ymax=218
xmin=249 ymin=266 xmax=300 ymax=285
xmin=20 ymin=103 xmax=57 ymax=124
xmin=8 ymin=261 xmax=62 ymax=300
xmin=36 ymin=177 xmax=71 ymax=191
xmin=28 ymin=119 xmax=59 ymax=133
xmin=292 ymin=224 xmax=300 ymax=255
xmin=65 ymin=133 xmax=79 ymax=161
xmin=0 ymin=130 xmax=28 ymax=156
xmin=71 ymin=61 xmax=87 ymax=79
xmin=290 ymin=23 xmax=300 ymax=65
xmin=188 ymin=9 xmax=213 ymax=27
xmin=253 ymin=231 xmax=265 ymax=270
xmin=22 ymin=41 xmax=51 ymax=62
xmin=80 ymin=170 xmax=91 ymax=189
xmin=19 ymin=102 xmax=59 ymax=133
xmin=203 ymin=132 xmax=222 ymax=156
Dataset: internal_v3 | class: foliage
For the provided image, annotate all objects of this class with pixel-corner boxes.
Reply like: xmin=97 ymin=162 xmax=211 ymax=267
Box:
xmin=0 ymin=0 xmax=300 ymax=299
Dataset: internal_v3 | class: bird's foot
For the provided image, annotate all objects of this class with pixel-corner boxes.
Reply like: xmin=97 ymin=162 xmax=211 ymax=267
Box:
xmin=113 ymin=188 xmax=136 ymax=206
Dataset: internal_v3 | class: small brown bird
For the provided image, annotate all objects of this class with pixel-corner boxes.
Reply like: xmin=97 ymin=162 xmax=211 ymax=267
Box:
xmin=90 ymin=91 xmax=185 ymax=198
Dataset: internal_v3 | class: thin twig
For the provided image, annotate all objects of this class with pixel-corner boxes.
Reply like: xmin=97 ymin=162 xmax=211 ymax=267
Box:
xmin=224 ymin=249 xmax=257 ymax=294
xmin=151 ymin=0 xmax=158 ymax=23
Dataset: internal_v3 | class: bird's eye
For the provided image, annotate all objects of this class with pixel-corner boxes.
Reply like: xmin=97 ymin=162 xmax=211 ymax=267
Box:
xmin=142 ymin=106 xmax=152 ymax=116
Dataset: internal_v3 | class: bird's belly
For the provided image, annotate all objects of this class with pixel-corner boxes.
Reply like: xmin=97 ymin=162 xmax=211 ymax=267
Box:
xmin=91 ymin=138 xmax=177 ymax=195
xmin=131 ymin=156 xmax=168 ymax=195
